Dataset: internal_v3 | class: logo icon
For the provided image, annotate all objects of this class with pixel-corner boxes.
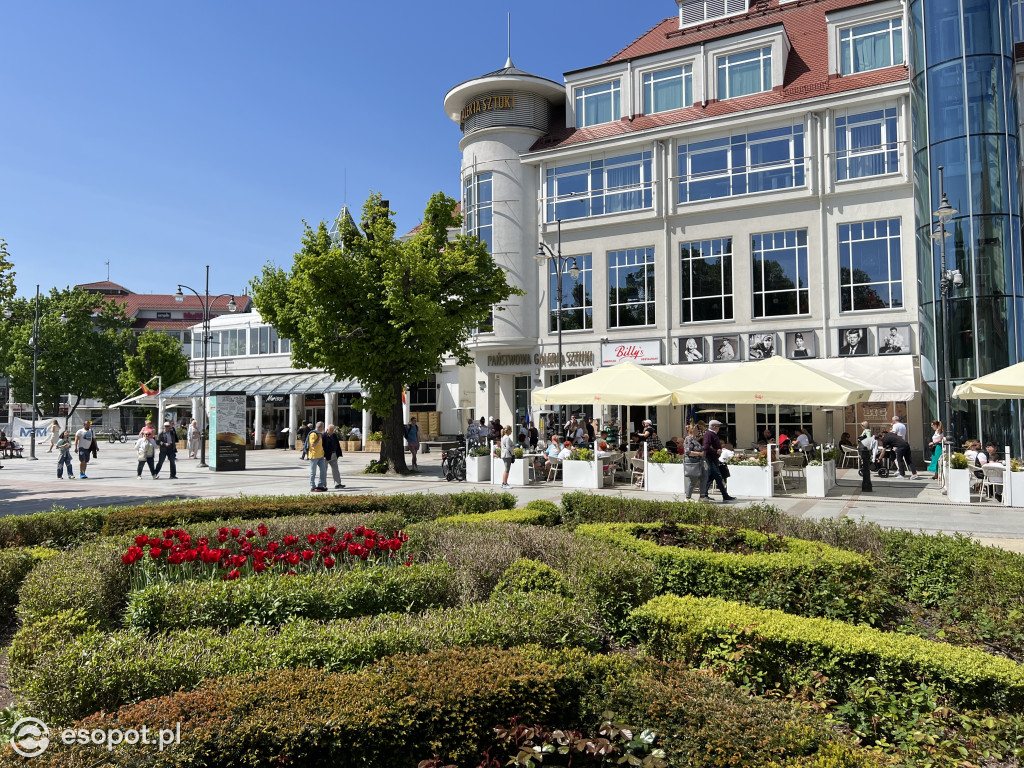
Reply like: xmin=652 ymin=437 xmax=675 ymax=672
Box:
xmin=11 ymin=718 xmax=49 ymax=758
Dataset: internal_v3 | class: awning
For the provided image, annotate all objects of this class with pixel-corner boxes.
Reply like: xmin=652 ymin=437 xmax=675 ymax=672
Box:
xmin=159 ymin=373 xmax=361 ymax=400
xmin=953 ymin=361 xmax=1024 ymax=400
xmin=662 ymin=355 xmax=918 ymax=402
xmin=532 ymin=361 xmax=690 ymax=406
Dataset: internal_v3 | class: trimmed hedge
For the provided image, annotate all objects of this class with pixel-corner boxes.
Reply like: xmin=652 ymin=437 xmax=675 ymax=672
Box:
xmin=124 ymin=562 xmax=460 ymax=630
xmin=17 ymin=539 xmax=131 ymax=629
xmin=10 ymin=591 xmax=603 ymax=723
xmin=0 ymin=549 xmax=37 ymax=615
xmin=0 ymin=506 xmax=108 ymax=548
xmin=102 ymin=491 xmax=516 ymax=535
xmin=494 ymin=558 xmax=572 ymax=597
xmin=631 ymin=594 xmax=1024 ymax=712
xmin=13 ymin=648 xmax=882 ymax=768
xmin=577 ymin=522 xmax=877 ymax=622
xmin=434 ymin=507 xmax=558 ymax=526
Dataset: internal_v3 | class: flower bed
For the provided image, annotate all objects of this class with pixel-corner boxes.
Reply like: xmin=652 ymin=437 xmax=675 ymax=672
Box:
xmin=575 ymin=522 xmax=876 ymax=621
xmin=631 ymin=594 xmax=1024 ymax=713
xmin=18 ymin=648 xmax=880 ymax=768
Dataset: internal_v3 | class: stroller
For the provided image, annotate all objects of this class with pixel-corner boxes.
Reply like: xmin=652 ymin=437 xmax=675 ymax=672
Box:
xmin=869 ymin=444 xmax=900 ymax=478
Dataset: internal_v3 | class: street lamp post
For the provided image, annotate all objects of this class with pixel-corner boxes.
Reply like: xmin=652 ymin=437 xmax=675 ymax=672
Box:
xmin=537 ymin=219 xmax=580 ymax=427
xmin=931 ymin=165 xmax=962 ymax=455
xmin=175 ymin=266 xmax=237 ymax=468
xmin=2 ymin=286 xmax=69 ymax=460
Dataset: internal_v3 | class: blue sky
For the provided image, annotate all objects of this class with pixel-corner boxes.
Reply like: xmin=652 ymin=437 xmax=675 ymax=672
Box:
xmin=1 ymin=1 xmax=669 ymax=299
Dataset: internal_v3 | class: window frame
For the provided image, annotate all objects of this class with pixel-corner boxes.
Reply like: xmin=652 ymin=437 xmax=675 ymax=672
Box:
xmin=463 ymin=172 xmax=493 ymax=252
xmin=608 ymin=246 xmax=657 ymax=328
xmin=574 ymin=79 xmax=622 ymax=129
xmin=716 ymin=45 xmax=773 ymax=100
xmin=545 ymin=150 xmax=654 ymax=222
xmin=838 ymin=16 xmax=904 ymax=76
xmin=751 ymin=229 xmax=811 ymax=319
xmin=837 ymin=218 xmax=904 ymax=314
xmin=678 ymin=0 xmax=748 ymax=29
xmin=679 ymin=237 xmax=734 ymax=324
xmin=834 ymin=106 xmax=900 ymax=181
xmin=642 ymin=64 xmax=694 ymax=115
xmin=549 ymin=254 xmax=593 ymax=333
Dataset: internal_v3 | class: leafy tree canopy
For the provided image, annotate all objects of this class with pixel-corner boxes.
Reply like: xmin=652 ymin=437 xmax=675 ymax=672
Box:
xmin=2 ymin=287 xmax=132 ymax=422
xmin=251 ymin=192 xmax=522 ymax=472
xmin=119 ymin=330 xmax=190 ymax=398
xmin=0 ymin=239 xmax=15 ymax=309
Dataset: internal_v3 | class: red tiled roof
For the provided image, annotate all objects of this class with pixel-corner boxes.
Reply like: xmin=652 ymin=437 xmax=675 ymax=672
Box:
xmin=131 ymin=319 xmax=203 ymax=331
xmin=76 ymin=280 xmax=131 ymax=293
xmin=115 ymin=294 xmax=251 ymax=317
xmin=533 ymin=0 xmax=909 ymax=152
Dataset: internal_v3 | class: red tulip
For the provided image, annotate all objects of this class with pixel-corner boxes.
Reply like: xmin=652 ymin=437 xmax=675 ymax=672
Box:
xmin=134 ymin=535 xmax=148 ymax=547
xmin=323 ymin=557 xmax=335 ymax=569
xmin=326 ymin=526 xmax=337 ymax=536
xmin=149 ymin=547 xmax=162 ymax=559
xmin=301 ymin=549 xmax=314 ymax=561
xmin=257 ymin=523 xmax=269 ymax=537
xmin=253 ymin=561 xmax=267 ymax=573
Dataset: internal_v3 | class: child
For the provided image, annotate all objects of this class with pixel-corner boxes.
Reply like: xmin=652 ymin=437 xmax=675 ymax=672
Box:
xmin=56 ymin=430 xmax=74 ymax=479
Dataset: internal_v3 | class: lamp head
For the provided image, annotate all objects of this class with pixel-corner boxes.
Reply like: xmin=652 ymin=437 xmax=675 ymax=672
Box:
xmin=174 ymin=287 xmax=184 ymax=302
xmin=934 ymin=193 xmax=957 ymax=221
xmin=58 ymin=311 xmax=68 ymax=325
xmin=227 ymin=297 xmax=238 ymax=313
xmin=1 ymin=307 xmax=11 ymax=319
xmin=535 ymin=244 xmax=548 ymax=262
xmin=951 ymin=270 xmax=964 ymax=288
xmin=567 ymin=258 xmax=581 ymax=279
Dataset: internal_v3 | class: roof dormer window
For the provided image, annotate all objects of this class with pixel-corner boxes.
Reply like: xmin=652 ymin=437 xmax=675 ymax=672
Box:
xmin=678 ymin=0 xmax=748 ymax=29
xmin=574 ymin=80 xmax=621 ymax=128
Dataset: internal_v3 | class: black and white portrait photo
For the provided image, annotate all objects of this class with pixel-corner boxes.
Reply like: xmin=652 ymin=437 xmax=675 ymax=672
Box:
xmin=712 ymin=335 xmax=740 ymax=362
xmin=748 ymin=333 xmax=776 ymax=360
xmin=679 ymin=336 xmax=705 ymax=363
xmin=838 ymin=327 xmax=870 ymax=357
xmin=877 ymin=324 xmax=910 ymax=355
xmin=785 ymin=331 xmax=816 ymax=359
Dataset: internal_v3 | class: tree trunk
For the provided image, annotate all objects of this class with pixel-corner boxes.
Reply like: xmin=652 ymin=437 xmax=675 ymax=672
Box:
xmin=380 ymin=380 xmax=409 ymax=474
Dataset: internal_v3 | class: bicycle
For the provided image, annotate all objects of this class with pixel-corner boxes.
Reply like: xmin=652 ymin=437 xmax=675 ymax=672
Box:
xmin=107 ymin=429 xmax=128 ymax=444
xmin=441 ymin=446 xmax=466 ymax=482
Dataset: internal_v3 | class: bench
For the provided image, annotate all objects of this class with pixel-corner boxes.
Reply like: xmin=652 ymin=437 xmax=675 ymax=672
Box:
xmin=420 ymin=440 xmax=460 ymax=454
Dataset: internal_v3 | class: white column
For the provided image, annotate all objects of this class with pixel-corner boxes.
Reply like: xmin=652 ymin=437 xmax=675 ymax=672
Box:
xmin=191 ymin=397 xmax=200 ymax=425
xmin=288 ymin=394 xmax=300 ymax=449
xmin=254 ymin=395 xmax=263 ymax=448
xmin=325 ymin=392 xmax=337 ymax=427
xmin=402 ymin=388 xmax=411 ymax=444
xmin=7 ymin=390 xmax=14 ymax=430
xmin=361 ymin=401 xmax=371 ymax=440
xmin=158 ymin=400 xmax=165 ymax=430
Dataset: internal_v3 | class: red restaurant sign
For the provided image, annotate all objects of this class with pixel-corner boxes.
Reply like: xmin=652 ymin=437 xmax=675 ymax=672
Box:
xmin=601 ymin=340 xmax=661 ymax=366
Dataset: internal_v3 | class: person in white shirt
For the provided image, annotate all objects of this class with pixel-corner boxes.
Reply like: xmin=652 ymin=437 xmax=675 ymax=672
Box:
xmin=540 ymin=434 xmax=562 ymax=477
xmin=719 ymin=442 xmax=735 ymax=463
xmin=795 ymin=429 xmax=811 ymax=450
xmin=891 ymin=416 xmax=907 ymax=440
xmin=557 ymin=441 xmax=573 ymax=461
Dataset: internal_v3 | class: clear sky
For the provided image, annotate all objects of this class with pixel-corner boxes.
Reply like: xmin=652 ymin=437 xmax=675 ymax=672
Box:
xmin=1 ymin=1 xmax=669 ymax=300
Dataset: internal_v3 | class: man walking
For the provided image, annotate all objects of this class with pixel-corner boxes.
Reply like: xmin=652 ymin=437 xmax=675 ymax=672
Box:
xmin=891 ymin=415 xmax=908 ymax=440
xmin=700 ymin=419 xmax=736 ymax=502
xmin=298 ymin=421 xmax=311 ymax=460
xmin=305 ymin=421 xmax=327 ymax=492
xmin=73 ymin=420 xmax=95 ymax=479
xmin=880 ymin=426 xmax=918 ymax=479
xmin=324 ymin=424 xmax=346 ymax=490
xmin=857 ymin=420 xmax=874 ymax=492
xmin=154 ymin=421 xmax=179 ymax=479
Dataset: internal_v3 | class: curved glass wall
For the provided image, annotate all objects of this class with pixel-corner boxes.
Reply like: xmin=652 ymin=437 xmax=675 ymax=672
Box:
xmin=910 ymin=0 xmax=1024 ymax=452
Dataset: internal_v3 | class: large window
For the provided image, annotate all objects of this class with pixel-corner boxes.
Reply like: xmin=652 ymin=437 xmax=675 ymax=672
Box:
xmin=575 ymin=81 xmax=621 ymax=128
xmin=643 ymin=65 xmax=693 ymax=115
xmin=839 ymin=18 xmax=903 ymax=75
xmin=550 ymin=254 xmax=593 ymax=332
xmin=408 ymin=375 xmax=437 ymax=412
xmin=545 ymin=151 xmax=653 ymax=222
xmin=248 ymin=326 xmax=285 ymax=355
xmin=716 ymin=46 xmax=772 ymax=100
xmin=835 ymin=107 xmax=899 ymax=180
xmin=752 ymin=229 xmax=809 ymax=318
xmin=838 ymin=218 xmax=903 ymax=312
xmin=608 ymin=247 xmax=656 ymax=328
xmin=214 ymin=328 xmax=246 ymax=357
xmin=463 ymin=172 xmax=492 ymax=252
xmin=677 ymin=123 xmax=804 ymax=203
xmin=756 ymin=404 xmax=814 ymax=441
xmin=680 ymin=238 xmax=733 ymax=323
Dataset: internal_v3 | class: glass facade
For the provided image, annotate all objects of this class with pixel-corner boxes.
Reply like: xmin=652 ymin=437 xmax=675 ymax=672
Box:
xmin=910 ymin=0 xmax=1024 ymax=450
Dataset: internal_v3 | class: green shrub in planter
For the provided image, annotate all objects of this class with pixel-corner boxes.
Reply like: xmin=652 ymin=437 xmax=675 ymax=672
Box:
xmin=469 ymin=445 xmax=490 ymax=457
xmin=17 ymin=539 xmax=131 ymax=629
xmin=649 ymin=449 xmax=682 ymax=464
xmin=494 ymin=558 xmax=571 ymax=597
xmin=631 ymin=594 xmax=1024 ymax=713
xmin=576 ymin=523 xmax=878 ymax=622
xmin=41 ymin=648 xmax=882 ymax=768
xmin=124 ymin=562 xmax=460 ymax=631
xmin=10 ymin=591 xmax=602 ymax=723
xmin=950 ymin=452 xmax=969 ymax=469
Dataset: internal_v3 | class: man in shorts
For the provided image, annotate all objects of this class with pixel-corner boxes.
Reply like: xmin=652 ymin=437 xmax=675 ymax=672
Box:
xmin=73 ymin=420 xmax=95 ymax=479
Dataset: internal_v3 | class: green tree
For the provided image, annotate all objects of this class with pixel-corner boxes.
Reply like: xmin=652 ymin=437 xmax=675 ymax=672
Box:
xmin=251 ymin=192 xmax=521 ymax=473
xmin=3 ymin=288 xmax=131 ymax=424
xmin=119 ymin=330 xmax=190 ymax=399
xmin=0 ymin=239 xmax=15 ymax=309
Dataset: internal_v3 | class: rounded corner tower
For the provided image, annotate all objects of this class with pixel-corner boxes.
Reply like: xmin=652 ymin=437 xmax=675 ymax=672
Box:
xmin=444 ymin=58 xmax=565 ymax=345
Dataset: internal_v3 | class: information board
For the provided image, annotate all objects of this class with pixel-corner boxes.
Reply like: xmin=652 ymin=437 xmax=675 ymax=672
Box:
xmin=208 ymin=392 xmax=246 ymax=471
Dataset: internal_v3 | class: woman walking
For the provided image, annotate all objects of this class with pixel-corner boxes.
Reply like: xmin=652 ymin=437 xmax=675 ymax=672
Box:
xmin=499 ymin=425 xmax=515 ymax=489
xmin=926 ymin=420 xmax=944 ymax=478
xmin=682 ymin=424 xmax=706 ymax=500
xmin=187 ymin=419 xmax=200 ymax=459
xmin=47 ymin=419 xmax=60 ymax=452
xmin=135 ymin=430 xmax=158 ymax=479
xmin=405 ymin=416 xmax=420 ymax=469
xmin=55 ymin=430 xmax=74 ymax=479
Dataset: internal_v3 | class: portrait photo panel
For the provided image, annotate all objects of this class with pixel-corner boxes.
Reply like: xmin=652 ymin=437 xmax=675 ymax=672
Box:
xmin=785 ymin=330 xmax=816 ymax=359
xmin=837 ymin=326 xmax=870 ymax=357
xmin=679 ymin=336 xmax=706 ymax=363
xmin=747 ymin=332 xmax=777 ymax=360
xmin=711 ymin=335 xmax=741 ymax=362
xmin=877 ymin=324 xmax=911 ymax=355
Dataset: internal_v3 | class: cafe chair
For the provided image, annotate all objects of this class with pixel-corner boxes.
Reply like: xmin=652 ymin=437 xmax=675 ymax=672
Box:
xmin=546 ymin=458 xmax=562 ymax=482
xmin=982 ymin=464 xmax=1004 ymax=500
xmin=772 ymin=460 xmax=787 ymax=493
xmin=630 ymin=456 xmax=646 ymax=487
xmin=840 ymin=444 xmax=860 ymax=468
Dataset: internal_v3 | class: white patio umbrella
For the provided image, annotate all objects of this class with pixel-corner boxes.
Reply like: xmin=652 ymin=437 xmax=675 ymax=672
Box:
xmin=952 ymin=361 xmax=1024 ymax=400
xmin=531 ymin=360 xmax=691 ymax=406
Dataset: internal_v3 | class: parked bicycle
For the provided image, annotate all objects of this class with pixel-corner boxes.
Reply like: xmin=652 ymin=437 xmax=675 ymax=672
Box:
xmin=106 ymin=428 xmax=128 ymax=444
xmin=441 ymin=446 xmax=466 ymax=482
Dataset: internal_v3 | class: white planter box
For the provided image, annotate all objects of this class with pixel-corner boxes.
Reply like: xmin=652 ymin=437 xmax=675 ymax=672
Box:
xmin=805 ymin=460 xmax=837 ymax=498
xmin=561 ymin=459 xmax=602 ymax=489
xmin=726 ymin=464 xmax=772 ymax=497
xmin=491 ymin=457 xmax=530 ymax=486
xmin=646 ymin=462 xmax=690 ymax=493
xmin=466 ymin=455 xmax=490 ymax=483
xmin=947 ymin=468 xmax=972 ymax=503
xmin=1006 ymin=471 xmax=1024 ymax=508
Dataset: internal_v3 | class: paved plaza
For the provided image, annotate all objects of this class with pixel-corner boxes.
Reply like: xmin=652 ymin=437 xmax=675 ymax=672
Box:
xmin=1 ymin=442 xmax=1022 ymax=551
